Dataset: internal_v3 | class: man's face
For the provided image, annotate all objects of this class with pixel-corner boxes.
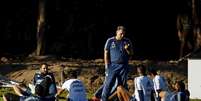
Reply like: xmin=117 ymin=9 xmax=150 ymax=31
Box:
xmin=116 ymin=29 xmax=125 ymax=39
xmin=40 ymin=64 xmax=48 ymax=74
xmin=174 ymin=82 xmax=180 ymax=91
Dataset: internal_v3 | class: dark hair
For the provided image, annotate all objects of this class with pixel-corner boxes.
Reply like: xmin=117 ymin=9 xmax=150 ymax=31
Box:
xmin=148 ymin=68 xmax=157 ymax=76
xmin=68 ymin=70 xmax=78 ymax=79
xmin=137 ymin=64 xmax=146 ymax=75
xmin=41 ymin=63 xmax=48 ymax=67
xmin=117 ymin=26 xmax=126 ymax=31
xmin=176 ymin=80 xmax=186 ymax=92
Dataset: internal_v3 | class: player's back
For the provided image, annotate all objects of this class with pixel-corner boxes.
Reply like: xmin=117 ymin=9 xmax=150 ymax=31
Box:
xmin=67 ymin=79 xmax=88 ymax=101
xmin=134 ymin=76 xmax=154 ymax=101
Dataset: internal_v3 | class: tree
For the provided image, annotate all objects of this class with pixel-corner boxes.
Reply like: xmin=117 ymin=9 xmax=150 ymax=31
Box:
xmin=35 ymin=0 xmax=46 ymax=56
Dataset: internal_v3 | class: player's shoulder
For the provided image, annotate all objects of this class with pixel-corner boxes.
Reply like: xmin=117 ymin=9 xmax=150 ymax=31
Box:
xmin=154 ymin=75 xmax=161 ymax=79
xmin=47 ymin=72 xmax=54 ymax=76
xmin=135 ymin=76 xmax=141 ymax=80
xmin=107 ymin=37 xmax=115 ymax=41
xmin=143 ymin=76 xmax=153 ymax=82
xmin=135 ymin=76 xmax=144 ymax=82
xmin=123 ymin=37 xmax=131 ymax=41
xmin=65 ymin=79 xmax=79 ymax=84
xmin=34 ymin=71 xmax=41 ymax=76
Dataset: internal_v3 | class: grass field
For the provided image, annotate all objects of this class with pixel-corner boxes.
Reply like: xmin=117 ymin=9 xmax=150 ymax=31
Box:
xmin=0 ymin=59 xmax=199 ymax=101
xmin=0 ymin=87 xmax=201 ymax=101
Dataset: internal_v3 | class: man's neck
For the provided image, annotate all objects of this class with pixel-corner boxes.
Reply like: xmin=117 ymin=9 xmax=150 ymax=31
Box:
xmin=115 ymin=36 xmax=122 ymax=40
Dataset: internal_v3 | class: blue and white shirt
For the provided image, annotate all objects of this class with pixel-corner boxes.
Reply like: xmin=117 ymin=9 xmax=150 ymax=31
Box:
xmin=62 ymin=79 xmax=88 ymax=101
xmin=104 ymin=37 xmax=132 ymax=64
xmin=134 ymin=76 xmax=154 ymax=101
xmin=153 ymin=75 xmax=168 ymax=97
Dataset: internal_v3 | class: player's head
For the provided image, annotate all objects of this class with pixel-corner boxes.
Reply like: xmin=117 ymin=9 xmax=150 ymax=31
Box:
xmin=174 ymin=80 xmax=185 ymax=92
xmin=137 ymin=64 xmax=146 ymax=76
xmin=148 ymin=68 xmax=157 ymax=76
xmin=66 ymin=70 xmax=78 ymax=79
xmin=40 ymin=63 xmax=48 ymax=74
xmin=116 ymin=25 xmax=126 ymax=40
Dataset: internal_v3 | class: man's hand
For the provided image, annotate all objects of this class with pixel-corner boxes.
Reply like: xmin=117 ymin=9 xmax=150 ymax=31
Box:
xmin=124 ymin=43 xmax=133 ymax=56
xmin=124 ymin=44 xmax=130 ymax=50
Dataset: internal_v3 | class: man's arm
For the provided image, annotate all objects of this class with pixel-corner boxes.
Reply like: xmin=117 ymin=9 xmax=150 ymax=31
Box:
xmin=104 ymin=38 xmax=111 ymax=67
xmin=124 ymin=39 xmax=133 ymax=56
xmin=55 ymin=88 xmax=65 ymax=98
xmin=104 ymin=50 xmax=110 ymax=66
xmin=124 ymin=44 xmax=133 ymax=56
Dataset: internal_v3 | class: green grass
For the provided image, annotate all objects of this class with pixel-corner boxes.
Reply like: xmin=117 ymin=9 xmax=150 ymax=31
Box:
xmin=1 ymin=87 xmax=201 ymax=101
xmin=0 ymin=87 xmax=94 ymax=101
xmin=190 ymin=99 xmax=201 ymax=101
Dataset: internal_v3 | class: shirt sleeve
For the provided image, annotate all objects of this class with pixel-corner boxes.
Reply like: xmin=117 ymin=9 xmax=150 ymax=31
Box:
xmin=135 ymin=77 xmax=142 ymax=90
xmin=62 ymin=80 xmax=71 ymax=91
xmin=50 ymin=73 xmax=56 ymax=83
xmin=127 ymin=38 xmax=133 ymax=49
xmin=104 ymin=38 xmax=111 ymax=51
xmin=154 ymin=77 xmax=161 ymax=90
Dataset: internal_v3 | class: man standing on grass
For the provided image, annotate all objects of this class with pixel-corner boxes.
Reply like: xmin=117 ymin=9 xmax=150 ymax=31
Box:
xmin=100 ymin=25 xmax=133 ymax=101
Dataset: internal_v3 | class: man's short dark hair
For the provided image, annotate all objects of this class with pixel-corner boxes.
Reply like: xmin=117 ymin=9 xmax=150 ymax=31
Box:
xmin=148 ymin=68 xmax=157 ymax=76
xmin=176 ymin=80 xmax=186 ymax=91
xmin=41 ymin=63 xmax=48 ymax=67
xmin=66 ymin=70 xmax=77 ymax=79
xmin=117 ymin=26 xmax=126 ymax=31
xmin=137 ymin=64 xmax=146 ymax=75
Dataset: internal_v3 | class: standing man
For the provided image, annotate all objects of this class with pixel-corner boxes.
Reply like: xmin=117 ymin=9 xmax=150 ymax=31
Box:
xmin=101 ymin=25 xmax=133 ymax=101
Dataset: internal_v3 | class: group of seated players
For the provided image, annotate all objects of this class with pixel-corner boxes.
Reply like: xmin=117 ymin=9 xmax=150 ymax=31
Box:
xmin=2 ymin=63 xmax=190 ymax=101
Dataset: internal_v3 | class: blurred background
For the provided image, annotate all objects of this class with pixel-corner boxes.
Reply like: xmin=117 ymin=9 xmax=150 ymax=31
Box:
xmin=0 ymin=0 xmax=200 ymax=60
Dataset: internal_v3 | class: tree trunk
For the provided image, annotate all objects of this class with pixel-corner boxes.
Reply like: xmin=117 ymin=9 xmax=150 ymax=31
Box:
xmin=36 ymin=0 xmax=46 ymax=56
xmin=192 ymin=0 xmax=200 ymax=50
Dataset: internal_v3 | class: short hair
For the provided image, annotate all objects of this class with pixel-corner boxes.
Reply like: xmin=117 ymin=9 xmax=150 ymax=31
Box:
xmin=137 ymin=64 xmax=146 ymax=75
xmin=148 ymin=68 xmax=157 ymax=75
xmin=40 ymin=63 xmax=48 ymax=69
xmin=67 ymin=70 xmax=78 ymax=79
xmin=41 ymin=63 xmax=48 ymax=66
xmin=116 ymin=26 xmax=126 ymax=31
xmin=176 ymin=80 xmax=186 ymax=91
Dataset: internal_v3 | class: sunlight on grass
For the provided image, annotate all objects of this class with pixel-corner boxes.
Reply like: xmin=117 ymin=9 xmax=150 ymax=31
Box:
xmin=190 ymin=99 xmax=201 ymax=101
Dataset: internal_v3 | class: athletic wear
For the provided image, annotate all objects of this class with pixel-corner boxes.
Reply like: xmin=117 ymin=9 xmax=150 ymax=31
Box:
xmin=62 ymin=79 xmax=88 ymax=101
xmin=104 ymin=37 xmax=132 ymax=64
xmin=134 ymin=76 xmax=154 ymax=101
